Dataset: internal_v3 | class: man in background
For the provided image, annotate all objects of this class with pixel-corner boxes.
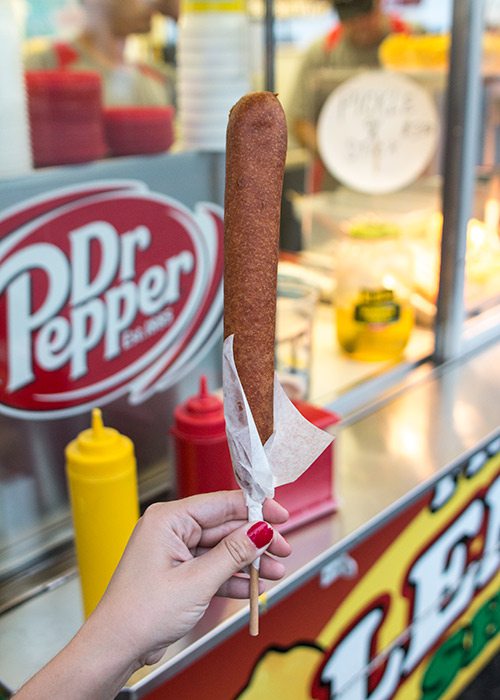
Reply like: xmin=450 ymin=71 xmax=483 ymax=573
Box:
xmin=288 ymin=0 xmax=410 ymax=191
xmin=24 ymin=0 xmax=178 ymax=106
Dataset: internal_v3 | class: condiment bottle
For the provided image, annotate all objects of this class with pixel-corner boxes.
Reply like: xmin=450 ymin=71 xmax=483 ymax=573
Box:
xmin=335 ymin=222 xmax=415 ymax=361
xmin=171 ymin=376 xmax=236 ymax=498
xmin=65 ymin=408 xmax=139 ymax=618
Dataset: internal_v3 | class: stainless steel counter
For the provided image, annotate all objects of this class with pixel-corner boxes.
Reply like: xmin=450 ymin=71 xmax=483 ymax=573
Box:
xmin=1 ymin=338 xmax=499 ymax=697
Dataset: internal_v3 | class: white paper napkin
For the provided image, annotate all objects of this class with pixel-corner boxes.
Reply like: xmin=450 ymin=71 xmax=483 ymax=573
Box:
xmin=223 ymin=334 xmax=334 ymax=526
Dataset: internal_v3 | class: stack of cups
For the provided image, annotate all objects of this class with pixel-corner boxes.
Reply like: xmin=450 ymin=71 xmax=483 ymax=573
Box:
xmin=177 ymin=0 xmax=251 ymax=151
xmin=0 ymin=0 xmax=32 ymax=178
xmin=26 ymin=71 xmax=107 ymax=167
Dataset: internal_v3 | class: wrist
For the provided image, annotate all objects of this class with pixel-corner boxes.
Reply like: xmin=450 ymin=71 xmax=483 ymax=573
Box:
xmin=14 ymin=615 xmax=141 ymax=700
xmin=71 ymin=612 xmax=142 ymax=695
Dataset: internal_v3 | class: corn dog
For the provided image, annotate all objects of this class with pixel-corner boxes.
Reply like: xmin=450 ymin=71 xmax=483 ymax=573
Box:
xmin=224 ymin=91 xmax=287 ymax=637
xmin=223 ymin=91 xmax=287 ymax=444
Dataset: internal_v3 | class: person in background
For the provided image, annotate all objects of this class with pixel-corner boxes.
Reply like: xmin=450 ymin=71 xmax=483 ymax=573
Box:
xmin=14 ymin=490 xmax=291 ymax=700
xmin=288 ymin=0 xmax=410 ymax=192
xmin=24 ymin=0 xmax=179 ymax=106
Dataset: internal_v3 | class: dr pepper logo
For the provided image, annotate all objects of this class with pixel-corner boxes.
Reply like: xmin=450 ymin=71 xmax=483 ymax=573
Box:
xmin=0 ymin=181 xmax=224 ymax=419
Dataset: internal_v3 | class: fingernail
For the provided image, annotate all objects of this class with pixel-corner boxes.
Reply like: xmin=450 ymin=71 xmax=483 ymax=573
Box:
xmin=247 ymin=521 xmax=273 ymax=548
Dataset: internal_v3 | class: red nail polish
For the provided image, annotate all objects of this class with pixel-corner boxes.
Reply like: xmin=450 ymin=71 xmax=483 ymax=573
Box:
xmin=247 ymin=521 xmax=273 ymax=548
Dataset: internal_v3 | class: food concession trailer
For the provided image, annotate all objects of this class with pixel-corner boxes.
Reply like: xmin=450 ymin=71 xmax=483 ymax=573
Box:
xmin=0 ymin=0 xmax=499 ymax=698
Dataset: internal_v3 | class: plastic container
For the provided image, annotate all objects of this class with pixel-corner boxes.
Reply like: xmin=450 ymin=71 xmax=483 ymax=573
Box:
xmin=335 ymin=222 xmax=415 ymax=361
xmin=65 ymin=408 xmax=139 ymax=618
xmin=26 ymin=69 xmax=106 ymax=167
xmin=171 ymin=376 xmax=237 ymax=497
xmin=103 ymin=105 xmax=175 ymax=156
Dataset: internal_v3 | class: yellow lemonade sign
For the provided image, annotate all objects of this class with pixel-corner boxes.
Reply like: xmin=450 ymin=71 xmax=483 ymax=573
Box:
xmin=238 ymin=433 xmax=500 ymax=700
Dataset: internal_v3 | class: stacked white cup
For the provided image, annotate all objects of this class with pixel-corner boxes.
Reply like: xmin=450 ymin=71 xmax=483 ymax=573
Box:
xmin=177 ymin=0 xmax=251 ymax=152
xmin=0 ymin=0 xmax=32 ymax=178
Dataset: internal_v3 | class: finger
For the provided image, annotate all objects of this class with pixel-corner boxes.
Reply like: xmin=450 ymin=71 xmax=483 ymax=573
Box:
xmin=195 ymin=520 xmax=291 ymax=557
xmin=196 ymin=527 xmax=291 ymax=557
xmin=187 ymin=521 xmax=276 ymax=597
xmin=262 ymin=499 xmax=289 ymax=525
xmin=263 ymin=530 xmax=291 ymax=557
xmin=170 ymin=492 xmax=289 ymax=553
xmin=195 ymin=519 xmax=247 ymax=548
xmin=216 ymin=558 xmax=287 ymax=597
xmin=216 ymin=574 xmax=266 ymax=599
xmin=252 ymin=554 xmax=287 ymax=580
xmin=194 ymin=549 xmax=287 ymax=580
xmin=174 ymin=491 xmax=289 ymax=531
xmin=148 ymin=494 xmax=245 ymax=552
xmin=178 ymin=491 xmax=247 ymax=529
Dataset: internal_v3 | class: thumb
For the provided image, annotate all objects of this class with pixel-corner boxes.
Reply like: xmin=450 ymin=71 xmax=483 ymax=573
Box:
xmin=193 ymin=521 xmax=274 ymax=594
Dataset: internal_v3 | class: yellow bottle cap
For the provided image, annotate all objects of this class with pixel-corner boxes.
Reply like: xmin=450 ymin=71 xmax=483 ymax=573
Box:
xmin=182 ymin=0 xmax=246 ymax=13
xmin=65 ymin=408 xmax=136 ymax=480
xmin=348 ymin=221 xmax=401 ymax=239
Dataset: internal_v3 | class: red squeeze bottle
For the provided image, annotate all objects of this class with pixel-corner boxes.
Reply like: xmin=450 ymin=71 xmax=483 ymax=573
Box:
xmin=171 ymin=376 xmax=237 ymax=498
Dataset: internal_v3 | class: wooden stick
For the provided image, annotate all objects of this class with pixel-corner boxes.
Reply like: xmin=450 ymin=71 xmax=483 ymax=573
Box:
xmin=249 ymin=566 xmax=260 ymax=636
xmin=223 ymin=92 xmax=287 ymax=636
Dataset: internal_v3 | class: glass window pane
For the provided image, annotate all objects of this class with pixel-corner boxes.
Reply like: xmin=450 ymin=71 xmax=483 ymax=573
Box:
xmin=465 ymin=16 xmax=500 ymax=322
xmin=19 ymin=0 xmax=177 ymax=170
xmin=278 ymin=0 xmax=454 ymax=406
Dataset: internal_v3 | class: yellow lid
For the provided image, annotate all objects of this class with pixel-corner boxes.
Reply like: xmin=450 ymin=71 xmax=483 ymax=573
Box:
xmin=182 ymin=0 xmax=246 ymax=12
xmin=65 ymin=408 xmax=136 ymax=479
xmin=348 ymin=221 xmax=401 ymax=239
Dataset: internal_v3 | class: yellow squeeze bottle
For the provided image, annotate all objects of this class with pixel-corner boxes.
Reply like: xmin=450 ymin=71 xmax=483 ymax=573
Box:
xmin=65 ymin=408 xmax=139 ymax=618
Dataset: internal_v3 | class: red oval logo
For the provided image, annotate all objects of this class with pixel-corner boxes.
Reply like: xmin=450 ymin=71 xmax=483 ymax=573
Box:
xmin=0 ymin=182 xmax=223 ymax=418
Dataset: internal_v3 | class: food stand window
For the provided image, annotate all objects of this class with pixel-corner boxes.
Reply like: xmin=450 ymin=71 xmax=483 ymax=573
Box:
xmin=279 ymin=0 xmax=500 ymax=415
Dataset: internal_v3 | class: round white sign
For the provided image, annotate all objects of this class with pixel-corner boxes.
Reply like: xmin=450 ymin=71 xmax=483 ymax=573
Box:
xmin=317 ymin=70 xmax=439 ymax=194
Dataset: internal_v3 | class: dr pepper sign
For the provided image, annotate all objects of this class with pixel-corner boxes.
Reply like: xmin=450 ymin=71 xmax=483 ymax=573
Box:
xmin=0 ymin=180 xmax=224 ymax=419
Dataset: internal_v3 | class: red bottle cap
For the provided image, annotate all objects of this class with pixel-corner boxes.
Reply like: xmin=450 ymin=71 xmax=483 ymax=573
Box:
xmin=173 ymin=376 xmax=226 ymax=439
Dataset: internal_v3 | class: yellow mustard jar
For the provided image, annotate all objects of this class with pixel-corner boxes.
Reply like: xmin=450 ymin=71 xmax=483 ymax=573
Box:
xmin=335 ymin=221 xmax=415 ymax=362
xmin=65 ymin=408 xmax=139 ymax=617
